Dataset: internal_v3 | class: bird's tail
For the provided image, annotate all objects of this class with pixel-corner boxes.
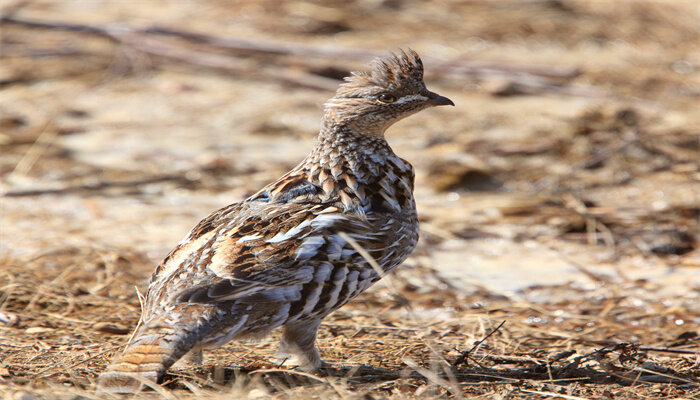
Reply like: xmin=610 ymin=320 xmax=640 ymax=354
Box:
xmin=97 ymin=321 xmax=201 ymax=393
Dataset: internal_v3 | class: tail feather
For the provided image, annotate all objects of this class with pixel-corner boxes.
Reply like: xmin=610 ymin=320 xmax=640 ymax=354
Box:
xmin=97 ymin=325 xmax=199 ymax=393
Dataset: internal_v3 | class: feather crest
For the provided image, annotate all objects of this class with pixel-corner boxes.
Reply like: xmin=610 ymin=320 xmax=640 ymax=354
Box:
xmin=335 ymin=49 xmax=424 ymax=97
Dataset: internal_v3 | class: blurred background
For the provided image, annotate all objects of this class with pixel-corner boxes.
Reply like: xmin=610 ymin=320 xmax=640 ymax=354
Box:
xmin=1 ymin=0 xmax=699 ymax=398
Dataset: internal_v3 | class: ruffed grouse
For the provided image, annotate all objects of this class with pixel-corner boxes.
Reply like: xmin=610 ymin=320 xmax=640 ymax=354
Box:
xmin=97 ymin=49 xmax=454 ymax=393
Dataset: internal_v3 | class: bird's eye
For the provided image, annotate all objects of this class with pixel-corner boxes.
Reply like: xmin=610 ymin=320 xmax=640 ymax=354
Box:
xmin=377 ymin=94 xmax=397 ymax=104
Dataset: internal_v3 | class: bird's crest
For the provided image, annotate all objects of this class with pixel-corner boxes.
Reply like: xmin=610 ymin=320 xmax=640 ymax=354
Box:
xmin=335 ymin=49 xmax=425 ymax=97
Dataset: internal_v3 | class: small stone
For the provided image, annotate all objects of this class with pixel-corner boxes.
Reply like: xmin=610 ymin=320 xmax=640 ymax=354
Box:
xmin=0 ymin=312 xmax=19 ymax=327
xmin=25 ymin=327 xmax=52 ymax=334
xmin=13 ymin=392 xmax=38 ymax=400
xmin=247 ymin=388 xmax=270 ymax=399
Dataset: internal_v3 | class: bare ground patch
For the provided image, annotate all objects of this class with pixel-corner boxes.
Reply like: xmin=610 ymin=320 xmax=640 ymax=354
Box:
xmin=1 ymin=0 xmax=698 ymax=398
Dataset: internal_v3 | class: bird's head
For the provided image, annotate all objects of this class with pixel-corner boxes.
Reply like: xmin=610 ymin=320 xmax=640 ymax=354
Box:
xmin=323 ymin=49 xmax=454 ymax=135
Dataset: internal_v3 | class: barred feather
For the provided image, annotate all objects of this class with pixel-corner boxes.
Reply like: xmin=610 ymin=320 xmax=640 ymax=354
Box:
xmin=97 ymin=48 xmax=453 ymax=393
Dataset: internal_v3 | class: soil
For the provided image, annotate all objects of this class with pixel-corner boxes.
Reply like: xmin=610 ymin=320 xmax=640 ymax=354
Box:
xmin=1 ymin=1 xmax=698 ymax=399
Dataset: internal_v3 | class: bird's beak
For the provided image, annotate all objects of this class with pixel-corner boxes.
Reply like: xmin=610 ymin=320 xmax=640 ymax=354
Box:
xmin=426 ymin=92 xmax=455 ymax=107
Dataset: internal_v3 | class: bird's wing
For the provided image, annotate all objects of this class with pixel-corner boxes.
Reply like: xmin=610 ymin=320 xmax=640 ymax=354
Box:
xmin=148 ymin=201 xmax=389 ymax=306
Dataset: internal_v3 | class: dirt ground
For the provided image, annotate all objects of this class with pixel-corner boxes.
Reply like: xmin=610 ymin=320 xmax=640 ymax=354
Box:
xmin=1 ymin=0 xmax=699 ymax=399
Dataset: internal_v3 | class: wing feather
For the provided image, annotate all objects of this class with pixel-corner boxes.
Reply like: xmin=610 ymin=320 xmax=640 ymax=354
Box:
xmin=158 ymin=201 xmax=386 ymax=306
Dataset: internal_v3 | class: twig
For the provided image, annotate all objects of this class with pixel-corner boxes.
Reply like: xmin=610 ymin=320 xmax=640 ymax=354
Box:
xmin=549 ymin=350 xmax=577 ymax=363
xmin=124 ymin=286 xmax=146 ymax=352
xmin=403 ymin=357 xmax=465 ymax=400
xmin=113 ymin=33 xmax=339 ymax=91
xmin=563 ymin=343 xmax=618 ymax=369
xmin=520 ymin=389 xmax=589 ymax=400
xmin=144 ymin=25 xmax=380 ymax=60
xmin=481 ymin=75 xmax=601 ymax=98
xmin=249 ymin=368 xmax=327 ymax=383
xmin=33 ymin=346 xmax=118 ymax=379
xmin=477 ymin=354 xmax=541 ymax=365
xmin=1 ymin=16 xmax=118 ymax=36
xmin=147 ymin=25 xmax=581 ymax=79
xmin=0 ymin=0 xmax=32 ymax=19
xmin=634 ymin=368 xmax=699 ymax=385
xmin=2 ymin=174 xmax=189 ymax=197
xmin=2 ymin=16 xmax=583 ymax=91
xmin=639 ymin=347 xmax=700 ymax=356
xmin=323 ymin=323 xmax=418 ymax=332
xmin=452 ymin=320 xmax=506 ymax=367
xmin=8 ymin=121 xmax=57 ymax=179
xmin=1 ymin=16 xmax=339 ymax=91
xmin=0 ymin=44 xmax=86 ymax=57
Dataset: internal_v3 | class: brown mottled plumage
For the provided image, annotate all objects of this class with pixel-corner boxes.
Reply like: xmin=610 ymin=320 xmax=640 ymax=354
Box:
xmin=97 ymin=49 xmax=454 ymax=393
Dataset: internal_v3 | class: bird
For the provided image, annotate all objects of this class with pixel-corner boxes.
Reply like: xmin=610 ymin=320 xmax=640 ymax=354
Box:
xmin=97 ymin=49 xmax=454 ymax=393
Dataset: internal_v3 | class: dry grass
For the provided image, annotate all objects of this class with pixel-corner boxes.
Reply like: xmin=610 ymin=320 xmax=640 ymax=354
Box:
xmin=1 ymin=0 xmax=699 ymax=399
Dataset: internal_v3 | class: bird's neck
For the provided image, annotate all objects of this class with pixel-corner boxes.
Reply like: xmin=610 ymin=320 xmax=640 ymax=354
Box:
xmin=297 ymin=125 xmax=414 ymax=212
xmin=303 ymin=125 xmax=395 ymax=183
xmin=251 ymin=125 xmax=415 ymax=213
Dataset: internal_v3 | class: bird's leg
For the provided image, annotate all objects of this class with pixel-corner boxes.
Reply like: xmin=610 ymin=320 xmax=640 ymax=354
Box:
xmin=278 ymin=319 xmax=324 ymax=371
